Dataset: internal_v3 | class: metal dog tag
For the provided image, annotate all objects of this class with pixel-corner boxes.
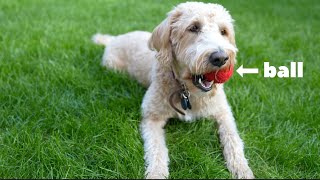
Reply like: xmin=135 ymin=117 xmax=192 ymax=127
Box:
xmin=180 ymin=92 xmax=192 ymax=110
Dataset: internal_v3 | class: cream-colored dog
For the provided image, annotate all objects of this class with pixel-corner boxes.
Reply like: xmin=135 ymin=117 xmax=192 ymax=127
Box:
xmin=93 ymin=2 xmax=254 ymax=179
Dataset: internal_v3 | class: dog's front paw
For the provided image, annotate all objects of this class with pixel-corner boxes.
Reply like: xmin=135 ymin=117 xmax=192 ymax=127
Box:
xmin=146 ymin=173 xmax=167 ymax=179
xmin=234 ymin=165 xmax=255 ymax=179
xmin=145 ymin=167 xmax=169 ymax=179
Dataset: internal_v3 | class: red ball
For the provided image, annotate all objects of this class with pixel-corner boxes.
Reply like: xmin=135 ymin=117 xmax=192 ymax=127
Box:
xmin=204 ymin=65 xmax=234 ymax=83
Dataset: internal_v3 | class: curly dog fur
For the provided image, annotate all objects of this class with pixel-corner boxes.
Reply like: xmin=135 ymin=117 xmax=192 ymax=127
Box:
xmin=93 ymin=2 xmax=254 ymax=179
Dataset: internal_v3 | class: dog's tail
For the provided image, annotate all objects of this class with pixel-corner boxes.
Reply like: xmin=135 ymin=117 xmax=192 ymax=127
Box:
xmin=92 ymin=33 xmax=115 ymax=46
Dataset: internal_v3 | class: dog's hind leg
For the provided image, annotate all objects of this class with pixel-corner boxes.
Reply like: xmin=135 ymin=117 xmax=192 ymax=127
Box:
xmin=100 ymin=48 xmax=127 ymax=71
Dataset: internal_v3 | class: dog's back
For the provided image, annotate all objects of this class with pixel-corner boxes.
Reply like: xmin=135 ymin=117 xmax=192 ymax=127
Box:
xmin=93 ymin=31 xmax=156 ymax=87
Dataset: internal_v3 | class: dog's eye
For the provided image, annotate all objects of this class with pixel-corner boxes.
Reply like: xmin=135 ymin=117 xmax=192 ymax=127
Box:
xmin=189 ymin=25 xmax=200 ymax=33
xmin=221 ymin=29 xmax=227 ymax=36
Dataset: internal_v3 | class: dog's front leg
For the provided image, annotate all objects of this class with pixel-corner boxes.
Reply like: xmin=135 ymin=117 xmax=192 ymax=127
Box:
xmin=140 ymin=116 xmax=169 ymax=179
xmin=213 ymin=98 xmax=254 ymax=179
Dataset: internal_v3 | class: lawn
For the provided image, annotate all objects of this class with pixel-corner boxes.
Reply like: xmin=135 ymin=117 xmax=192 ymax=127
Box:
xmin=0 ymin=0 xmax=319 ymax=178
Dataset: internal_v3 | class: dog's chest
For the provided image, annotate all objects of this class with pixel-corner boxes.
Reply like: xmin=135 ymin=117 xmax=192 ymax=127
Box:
xmin=178 ymin=112 xmax=201 ymax=122
xmin=176 ymin=95 xmax=217 ymax=122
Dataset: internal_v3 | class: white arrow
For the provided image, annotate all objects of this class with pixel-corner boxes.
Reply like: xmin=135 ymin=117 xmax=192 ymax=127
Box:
xmin=236 ymin=65 xmax=259 ymax=77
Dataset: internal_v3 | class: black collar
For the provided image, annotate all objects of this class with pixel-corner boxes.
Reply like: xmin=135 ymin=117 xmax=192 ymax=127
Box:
xmin=168 ymin=67 xmax=192 ymax=116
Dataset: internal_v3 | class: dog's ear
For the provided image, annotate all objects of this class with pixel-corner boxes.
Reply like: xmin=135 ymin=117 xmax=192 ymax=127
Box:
xmin=148 ymin=10 xmax=181 ymax=68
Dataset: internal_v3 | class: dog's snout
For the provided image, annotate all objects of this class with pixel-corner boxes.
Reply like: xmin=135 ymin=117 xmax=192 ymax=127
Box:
xmin=209 ymin=51 xmax=229 ymax=67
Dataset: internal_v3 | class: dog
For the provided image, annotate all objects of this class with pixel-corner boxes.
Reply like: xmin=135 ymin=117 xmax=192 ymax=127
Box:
xmin=93 ymin=2 xmax=254 ymax=179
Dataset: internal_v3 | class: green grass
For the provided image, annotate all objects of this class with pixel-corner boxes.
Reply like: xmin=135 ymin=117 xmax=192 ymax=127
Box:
xmin=0 ymin=0 xmax=319 ymax=178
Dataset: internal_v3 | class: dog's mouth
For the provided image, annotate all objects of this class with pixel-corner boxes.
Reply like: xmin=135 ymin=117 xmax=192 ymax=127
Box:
xmin=191 ymin=74 xmax=213 ymax=92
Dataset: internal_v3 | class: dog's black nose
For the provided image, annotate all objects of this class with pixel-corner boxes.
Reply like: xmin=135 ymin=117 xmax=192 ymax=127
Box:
xmin=209 ymin=51 xmax=229 ymax=67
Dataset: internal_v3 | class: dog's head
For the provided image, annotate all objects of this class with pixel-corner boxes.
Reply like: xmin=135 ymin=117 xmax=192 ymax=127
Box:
xmin=149 ymin=2 xmax=237 ymax=92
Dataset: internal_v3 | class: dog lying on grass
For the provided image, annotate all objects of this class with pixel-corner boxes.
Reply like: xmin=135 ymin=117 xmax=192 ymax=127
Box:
xmin=93 ymin=2 xmax=254 ymax=179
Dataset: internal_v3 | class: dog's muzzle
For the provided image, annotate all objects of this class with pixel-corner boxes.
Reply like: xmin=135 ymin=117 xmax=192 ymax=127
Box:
xmin=192 ymin=74 xmax=213 ymax=92
xmin=209 ymin=51 xmax=229 ymax=67
xmin=192 ymin=51 xmax=230 ymax=92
